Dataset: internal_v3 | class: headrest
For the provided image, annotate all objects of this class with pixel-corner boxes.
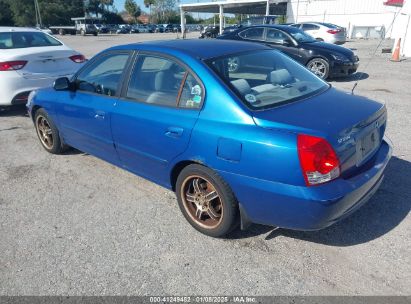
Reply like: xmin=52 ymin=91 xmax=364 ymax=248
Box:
xmin=269 ymin=69 xmax=293 ymax=85
xmin=230 ymin=79 xmax=251 ymax=95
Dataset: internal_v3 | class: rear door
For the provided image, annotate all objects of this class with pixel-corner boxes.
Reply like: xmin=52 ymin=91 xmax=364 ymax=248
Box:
xmin=55 ymin=51 xmax=132 ymax=163
xmin=111 ymin=53 xmax=203 ymax=184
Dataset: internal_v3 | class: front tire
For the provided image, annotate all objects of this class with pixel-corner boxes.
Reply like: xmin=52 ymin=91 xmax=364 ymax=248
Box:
xmin=34 ymin=109 xmax=67 ymax=154
xmin=307 ymin=58 xmax=330 ymax=79
xmin=176 ymin=164 xmax=239 ymax=237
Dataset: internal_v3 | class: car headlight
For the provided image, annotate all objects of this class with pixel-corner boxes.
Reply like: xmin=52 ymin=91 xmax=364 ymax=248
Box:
xmin=331 ymin=53 xmax=350 ymax=62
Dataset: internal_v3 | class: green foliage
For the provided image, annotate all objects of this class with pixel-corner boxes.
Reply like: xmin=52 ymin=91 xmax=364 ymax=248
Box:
xmin=102 ymin=11 xmax=123 ymax=24
xmin=0 ymin=0 xmax=13 ymax=26
xmin=151 ymin=0 xmax=176 ymax=24
xmin=40 ymin=0 xmax=85 ymax=26
xmin=125 ymin=0 xmax=141 ymax=22
xmin=1 ymin=0 xmax=122 ymax=27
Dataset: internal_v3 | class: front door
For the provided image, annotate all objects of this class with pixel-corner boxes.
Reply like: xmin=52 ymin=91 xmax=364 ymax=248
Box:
xmin=264 ymin=28 xmax=302 ymax=62
xmin=55 ymin=51 xmax=131 ymax=163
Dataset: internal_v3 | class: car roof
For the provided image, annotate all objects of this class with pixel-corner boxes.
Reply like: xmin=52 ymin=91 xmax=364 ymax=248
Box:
xmin=238 ymin=24 xmax=295 ymax=31
xmin=0 ymin=26 xmax=42 ymax=33
xmin=109 ymin=39 xmax=270 ymax=60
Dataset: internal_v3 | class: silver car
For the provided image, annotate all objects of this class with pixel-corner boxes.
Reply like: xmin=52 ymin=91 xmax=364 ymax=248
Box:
xmin=291 ymin=22 xmax=346 ymax=45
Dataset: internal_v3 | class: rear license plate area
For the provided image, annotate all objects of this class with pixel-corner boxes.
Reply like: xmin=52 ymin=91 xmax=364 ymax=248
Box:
xmin=356 ymin=129 xmax=379 ymax=165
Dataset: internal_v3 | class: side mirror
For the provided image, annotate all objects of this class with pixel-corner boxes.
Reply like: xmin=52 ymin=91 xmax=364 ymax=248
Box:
xmin=53 ymin=77 xmax=71 ymax=91
xmin=280 ymin=39 xmax=292 ymax=46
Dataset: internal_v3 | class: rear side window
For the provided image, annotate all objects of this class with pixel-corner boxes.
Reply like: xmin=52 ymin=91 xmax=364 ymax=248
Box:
xmin=75 ymin=53 xmax=130 ymax=96
xmin=302 ymin=24 xmax=320 ymax=31
xmin=238 ymin=27 xmax=264 ymax=41
xmin=266 ymin=29 xmax=290 ymax=43
xmin=0 ymin=32 xmax=62 ymax=49
xmin=126 ymin=55 xmax=203 ymax=109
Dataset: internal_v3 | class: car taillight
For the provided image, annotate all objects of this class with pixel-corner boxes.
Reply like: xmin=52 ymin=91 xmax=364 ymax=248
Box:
xmin=327 ymin=29 xmax=341 ymax=34
xmin=0 ymin=61 xmax=27 ymax=71
xmin=69 ymin=54 xmax=86 ymax=63
xmin=297 ymin=134 xmax=340 ymax=186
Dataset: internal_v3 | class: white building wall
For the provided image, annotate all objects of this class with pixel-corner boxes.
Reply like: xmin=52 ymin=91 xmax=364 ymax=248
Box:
xmin=286 ymin=0 xmax=402 ymax=38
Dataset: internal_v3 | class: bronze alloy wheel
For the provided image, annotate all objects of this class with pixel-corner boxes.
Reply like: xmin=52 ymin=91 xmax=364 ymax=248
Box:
xmin=36 ymin=115 xmax=54 ymax=150
xmin=180 ymin=175 xmax=223 ymax=229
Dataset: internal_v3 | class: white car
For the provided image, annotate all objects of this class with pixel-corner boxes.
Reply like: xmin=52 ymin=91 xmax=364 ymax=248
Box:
xmin=0 ymin=27 xmax=86 ymax=107
xmin=291 ymin=22 xmax=346 ymax=45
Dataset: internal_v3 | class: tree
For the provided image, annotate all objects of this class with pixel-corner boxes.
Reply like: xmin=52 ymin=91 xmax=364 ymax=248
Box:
xmin=0 ymin=0 xmax=13 ymax=26
xmin=125 ymin=0 xmax=141 ymax=23
xmin=102 ymin=11 xmax=124 ymax=24
xmin=100 ymin=0 xmax=114 ymax=12
xmin=40 ymin=0 xmax=85 ymax=26
xmin=85 ymin=0 xmax=102 ymax=17
xmin=151 ymin=0 xmax=177 ymax=24
xmin=144 ymin=0 xmax=155 ymax=22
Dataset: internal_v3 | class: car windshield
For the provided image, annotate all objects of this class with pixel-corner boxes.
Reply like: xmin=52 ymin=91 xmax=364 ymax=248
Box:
xmin=285 ymin=27 xmax=316 ymax=43
xmin=206 ymin=49 xmax=329 ymax=110
xmin=0 ymin=32 xmax=62 ymax=49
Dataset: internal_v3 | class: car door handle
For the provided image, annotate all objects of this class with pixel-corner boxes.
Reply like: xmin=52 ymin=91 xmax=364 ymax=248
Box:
xmin=165 ymin=127 xmax=184 ymax=138
xmin=94 ymin=111 xmax=105 ymax=120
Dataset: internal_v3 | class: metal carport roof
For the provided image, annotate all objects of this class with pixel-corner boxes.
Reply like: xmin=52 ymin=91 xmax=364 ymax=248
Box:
xmin=180 ymin=0 xmax=287 ymax=15
xmin=179 ymin=0 xmax=287 ymax=35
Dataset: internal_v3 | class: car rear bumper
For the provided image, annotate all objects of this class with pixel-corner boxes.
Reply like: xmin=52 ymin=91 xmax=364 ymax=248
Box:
xmin=217 ymin=139 xmax=392 ymax=230
xmin=330 ymin=61 xmax=359 ymax=77
xmin=0 ymin=71 xmax=73 ymax=106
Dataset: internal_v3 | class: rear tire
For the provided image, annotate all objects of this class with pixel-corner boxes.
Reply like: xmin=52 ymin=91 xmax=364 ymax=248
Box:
xmin=34 ymin=109 xmax=68 ymax=154
xmin=176 ymin=164 xmax=239 ymax=237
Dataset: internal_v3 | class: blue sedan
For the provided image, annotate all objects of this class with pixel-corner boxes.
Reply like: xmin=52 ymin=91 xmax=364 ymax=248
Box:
xmin=27 ymin=40 xmax=392 ymax=237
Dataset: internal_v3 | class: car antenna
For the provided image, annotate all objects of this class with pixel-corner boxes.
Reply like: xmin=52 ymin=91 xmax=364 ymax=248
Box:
xmin=351 ymin=9 xmax=401 ymax=95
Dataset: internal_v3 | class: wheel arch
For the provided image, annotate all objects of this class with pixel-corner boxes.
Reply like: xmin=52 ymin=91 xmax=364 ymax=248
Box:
xmin=305 ymin=55 xmax=329 ymax=66
xmin=170 ymin=160 xmax=207 ymax=191
xmin=31 ymin=105 xmax=42 ymax=122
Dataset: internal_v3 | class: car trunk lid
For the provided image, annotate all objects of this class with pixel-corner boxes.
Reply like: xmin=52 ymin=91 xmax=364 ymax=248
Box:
xmin=252 ymin=88 xmax=387 ymax=176
xmin=1 ymin=46 xmax=79 ymax=79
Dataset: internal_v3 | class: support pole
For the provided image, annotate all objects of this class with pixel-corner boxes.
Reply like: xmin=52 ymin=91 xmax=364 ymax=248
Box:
xmin=180 ymin=8 xmax=186 ymax=39
xmin=266 ymin=0 xmax=270 ymax=16
xmin=219 ymin=5 xmax=224 ymax=35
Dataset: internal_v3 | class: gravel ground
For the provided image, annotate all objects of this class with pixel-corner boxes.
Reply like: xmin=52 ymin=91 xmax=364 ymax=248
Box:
xmin=0 ymin=33 xmax=410 ymax=296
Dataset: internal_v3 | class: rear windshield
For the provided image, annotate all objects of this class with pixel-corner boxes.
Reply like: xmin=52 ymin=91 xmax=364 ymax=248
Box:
xmin=320 ymin=23 xmax=340 ymax=29
xmin=206 ymin=49 xmax=329 ymax=110
xmin=0 ymin=32 xmax=62 ymax=49
xmin=285 ymin=26 xmax=317 ymax=43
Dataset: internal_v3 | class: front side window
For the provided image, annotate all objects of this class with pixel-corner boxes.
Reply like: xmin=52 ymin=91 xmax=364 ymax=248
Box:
xmin=206 ymin=50 xmax=328 ymax=110
xmin=0 ymin=32 xmax=62 ymax=49
xmin=75 ymin=53 xmax=130 ymax=96
xmin=238 ymin=27 xmax=264 ymax=41
xmin=126 ymin=55 xmax=203 ymax=109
